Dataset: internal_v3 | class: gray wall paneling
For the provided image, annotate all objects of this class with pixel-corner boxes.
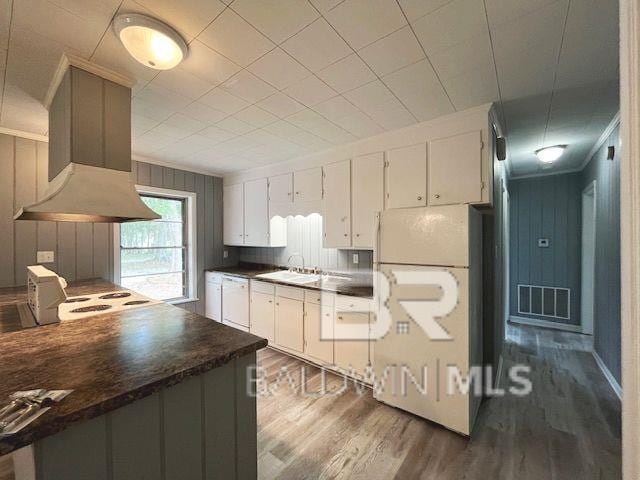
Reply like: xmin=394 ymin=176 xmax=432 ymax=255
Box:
xmin=0 ymin=132 xmax=234 ymax=317
xmin=582 ymin=124 xmax=621 ymax=382
xmin=508 ymin=173 xmax=583 ymax=326
xmin=34 ymin=355 xmax=257 ymax=480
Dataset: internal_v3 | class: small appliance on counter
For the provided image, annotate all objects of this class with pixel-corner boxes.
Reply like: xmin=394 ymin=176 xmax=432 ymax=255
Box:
xmin=26 ymin=265 xmax=68 ymax=325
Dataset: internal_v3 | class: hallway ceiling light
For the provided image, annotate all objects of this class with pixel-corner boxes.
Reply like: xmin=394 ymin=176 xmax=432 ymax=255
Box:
xmin=535 ymin=145 xmax=566 ymax=163
xmin=114 ymin=14 xmax=188 ymax=70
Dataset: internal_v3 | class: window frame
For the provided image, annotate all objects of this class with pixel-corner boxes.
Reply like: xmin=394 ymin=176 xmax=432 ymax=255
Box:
xmin=113 ymin=185 xmax=197 ymax=304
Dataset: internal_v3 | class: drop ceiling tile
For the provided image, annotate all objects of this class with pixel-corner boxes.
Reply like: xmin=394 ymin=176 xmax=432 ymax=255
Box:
xmin=150 ymin=68 xmax=215 ymax=100
xmin=256 ymin=92 xmax=305 ymax=117
xmin=383 ymin=59 xmax=454 ymax=121
xmin=216 ymin=115 xmax=256 ymax=135
xmin=198 ymin=8 xmax=275 ymax=66
xmin=230 ymin=0 xmax=319 ymax=44
xmin=343 ymin=80 xmax=396 ymax=112
xmin=134 ymin=130 xmax=176 ymax=151
xmin=484 ymin=0 xmax=560 ymax=29
xmin=233 ymin=105 xmax=279 ymax=128
xmin=199 ymin=124 xmax=238 ymax=142
xmin=221 ymin=70 xmax=277 ymax=103
xmin=441 ymin=63 xmax=499 ymax=111
xmin=181 ymin=40 xmax=242 ymax=86
xmin=286 ymin=108 xmax=347 ymax=139
xmin=216 ymin=136 xmax=261 ymax=154
xmin=0 ymin=101 xmax=48 ymax=135
xmin=333 ymin=111 xmax=384 ymax=138
xmin=247 ymin=48 xmax=310 ymax=89
xmin=359 ymin=26 xmax=425 ymax=76
xmin=12 ymin=0 xmax=120 ymax=56
xmin=132 ymin=97 xmax=177 ymax=123
xmin=263 ymin=120 xmax=308 ymax=139
xmin=398 ymin=0 xmax=455 ymax=22
xmin=135 ymin=83 xmax=193 ymax=112
xmin=199 ymin=88 xmax=250 ymax=114
xmin=281 ymin=18 xmax=353 ymax=72
xmin=411 ymin=0 xmax=487 ymax=55
xmin=314 ymin=96 xmax=361 ymax=121
xmin=284 ymin=75 xmax=337 ymax=106
xmin=132 ymin=114 xmax=161 ymax=137
xmin=153 ymin=135 xmax=218 ymax=160
xmin=242 ymin=128 xmax=284 ymax=145
xmin=324 ymin=0 xmax=407 ymax=50
xmin=368 ymin=100 xmax=416 ymax=130
xmin=429 ymin=31 xmax=493 ymax=80
xmin=180 ymin=101 xmax=228 ymax=124
xmin=309 ymin=0 xmax=344 ymax=13
xmin=0 ymin=0 xmax=11 ymax=48
xmin=135 ymin=0 xmax=226 ymax=40
xmin=152 ymin=113 xmax=207 ymax=139
xmin=317 ymin=54 xmax=376 ymax=93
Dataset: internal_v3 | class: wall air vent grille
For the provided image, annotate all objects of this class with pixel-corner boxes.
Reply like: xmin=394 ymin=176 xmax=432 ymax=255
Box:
xmin=517 ymin=284 xmax=570 ymax=320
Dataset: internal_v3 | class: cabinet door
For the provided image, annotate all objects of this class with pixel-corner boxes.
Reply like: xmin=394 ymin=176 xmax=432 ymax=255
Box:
xmin=269 ymin=173 xmax=293 ymax=204
xmin=244 ymin=178 xmax=269 ymax=246
xmin=275 ymin=296 xmax=304 ymax=352
xmin=250 ymin=291 xmax=275 ymax=343
xmin=205 ymin=282 xmax=222 ymax=321
xmin=429 ymin=131 xmax=482 ymax=205
xmin=322 ymin=160 xmax=351 ymax=248
xmin=294 ymin=167 xmax=322 ymax=203
xmin=223 ymin=183 xmax=244 ymax=245
xmin=386 ymin=143 xmax=427 ymax=209
xmin=304 ymin=302 xmax=334 ymax=364
xmin=352 ymin=152 xmax=384 ymax=248
xmin=334 ymin=311 xmax=370 ymax=378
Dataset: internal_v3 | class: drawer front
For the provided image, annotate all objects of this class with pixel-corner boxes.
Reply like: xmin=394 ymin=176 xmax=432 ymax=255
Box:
xmin=335 ymin=295 xmax=372 ymax=313
xmin=275 ymin=285 xmax=305 ymax=301
xmin=206 ymin=272 xmax=223 ymax=284
xmin=304 ymin=290 xmax=335 ymax=306
xmin=223 ymin=275 xmax=248 ymax=287
xmin=251 ymin=280 xmax=275 ymax=295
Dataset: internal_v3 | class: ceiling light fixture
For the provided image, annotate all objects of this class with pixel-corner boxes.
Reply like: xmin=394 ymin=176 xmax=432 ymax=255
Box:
xmin=535 ymin=145 xmax=566 ymax=164
xmin=114 ymin=14 xmax=188 ymax=70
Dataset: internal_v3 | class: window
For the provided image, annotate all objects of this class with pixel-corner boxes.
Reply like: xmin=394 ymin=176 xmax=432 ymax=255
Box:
xmin=115 ymin=186 xmax=196 ymax=303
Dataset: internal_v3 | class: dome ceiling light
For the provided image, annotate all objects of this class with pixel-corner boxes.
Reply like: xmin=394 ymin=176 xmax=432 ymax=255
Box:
xmin=114 ymin=14 xmax=188 ymax=70
xmin=535 ymin=145 xmax=567 ymax=164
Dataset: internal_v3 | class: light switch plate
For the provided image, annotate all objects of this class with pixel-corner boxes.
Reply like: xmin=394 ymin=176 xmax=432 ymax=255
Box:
xmin=352 ymin=253 xmax=359 ymax=264
xmin=223 ymin=250 xmax=229 ymax=259
xmin=37 ymin=251 xmax=55 ymax=263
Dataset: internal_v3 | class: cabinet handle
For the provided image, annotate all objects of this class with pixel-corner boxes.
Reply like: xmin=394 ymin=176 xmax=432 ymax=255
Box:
xmin=238 ymin=234 xmax=243 ymax=237
xmin=417 ymin=195 xmax=423 ymax=201
xmin=268 ymin=300 xmax=272 ymax=303
xmin=355 ymin=233 xmax=360 ymax=237
xmin=295 ymin=191 xmax=300 ymax=195
xmin=276 ymin=302 xmax=279 ymax=306
xmin=434 ymin=194 xmax=440 ymax=199
xmin=338 ymin=316 xmax=343 ymax=320
xmin=343 ymin=233 xmax=348 ymax=237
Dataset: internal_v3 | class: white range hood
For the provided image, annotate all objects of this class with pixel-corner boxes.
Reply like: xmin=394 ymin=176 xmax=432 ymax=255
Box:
xmin=14 ymin=54 xmax=159 ymax=223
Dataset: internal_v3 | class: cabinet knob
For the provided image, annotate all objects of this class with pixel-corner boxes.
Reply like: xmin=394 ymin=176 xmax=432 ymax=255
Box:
xmin=325 ymin=313 xmax=330 ymax=317
xmin=268 ymin=300 xmax=272 ymax=303
xmin=287 ymin=192 xmax=291 ymax=196
xmin=417 ymin=195 xmax=423 ymax=201
xmin=295 ymin=191 xmax=300 ymax=195
xmin=434 ymin=194 xmax=440 ymax=199
xmin=276 ymin=302 xmax=279 ymax=306
xmin=238 ymin=234 xmax=242 ymax=237
xmin=356 ymin=233 xmax=360 ymax=237
xmin=344 ymin=233 xmax=348 ymax=237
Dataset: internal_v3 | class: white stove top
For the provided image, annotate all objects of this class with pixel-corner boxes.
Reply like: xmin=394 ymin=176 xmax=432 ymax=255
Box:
xmin=58 ymin=290 xmax=162 ymax=320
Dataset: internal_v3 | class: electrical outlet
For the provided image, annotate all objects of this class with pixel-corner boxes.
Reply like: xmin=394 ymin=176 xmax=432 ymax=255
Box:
xmin=223 ymin=250 xmax=229 ymax=259
xmin=37 ymin=251 xmax=55 ymax=263
xmin=352 ymin=253 xmax=359 ymax=264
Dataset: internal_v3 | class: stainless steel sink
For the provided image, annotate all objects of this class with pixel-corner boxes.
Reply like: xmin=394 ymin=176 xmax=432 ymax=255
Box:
xmin=256 ymin=271 xmax=320 ymax=284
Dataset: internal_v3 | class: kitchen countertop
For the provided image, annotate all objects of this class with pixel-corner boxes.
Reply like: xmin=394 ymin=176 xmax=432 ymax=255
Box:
xmin=207 ymin=263 xmax=374 ymax=299
xmin=0 ymin=279 xmax=267 ymax=456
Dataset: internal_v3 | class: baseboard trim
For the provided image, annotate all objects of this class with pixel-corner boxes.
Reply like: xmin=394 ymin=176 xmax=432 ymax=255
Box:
xmin=509 ymin=315 xmax=583 ymax=332
xmin=593 ymin=350 xmax=622 ymax=400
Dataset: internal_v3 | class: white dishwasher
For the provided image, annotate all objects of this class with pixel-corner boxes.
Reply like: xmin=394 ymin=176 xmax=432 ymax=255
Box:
xmin=222 ymin=275 xmax=249 ymax=331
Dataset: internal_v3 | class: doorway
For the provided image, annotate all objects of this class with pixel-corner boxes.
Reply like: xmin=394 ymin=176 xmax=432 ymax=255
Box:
xmin=581 ymin=181 xmax=596 ymax=335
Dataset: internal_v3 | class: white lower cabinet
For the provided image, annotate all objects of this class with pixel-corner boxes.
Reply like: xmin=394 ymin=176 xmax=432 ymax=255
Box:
xmin=334 ymin=296 xmax=371 ymax=379
xmin=275 ymin=296 xmax=304 ymax=353
xmin=205 ymin=272 xmax=222 ymax=322
xmin=303 ymin=292 xmax=334 ymax=364
xmin=250 ymin=291 xmax=275 ymax=343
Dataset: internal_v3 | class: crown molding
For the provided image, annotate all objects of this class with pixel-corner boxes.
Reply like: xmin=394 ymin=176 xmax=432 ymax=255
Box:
xmin=579 ymin=111 xmax=621 ymax=171
xmin=0 ymin=127 xmax=49 ymax=142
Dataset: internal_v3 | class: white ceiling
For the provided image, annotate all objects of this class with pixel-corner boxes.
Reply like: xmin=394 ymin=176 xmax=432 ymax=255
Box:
xmin=0 ymin=0 xmax=619 ymax=177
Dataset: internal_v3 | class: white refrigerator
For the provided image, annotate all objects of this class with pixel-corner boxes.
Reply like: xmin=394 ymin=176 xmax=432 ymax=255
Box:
xmin=372 ymin=204 xmax=483 ymax=436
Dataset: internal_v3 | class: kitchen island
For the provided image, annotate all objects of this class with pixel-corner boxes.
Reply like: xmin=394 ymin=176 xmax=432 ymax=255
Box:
xmin=0 ymin=279 xmax=267 ymax=480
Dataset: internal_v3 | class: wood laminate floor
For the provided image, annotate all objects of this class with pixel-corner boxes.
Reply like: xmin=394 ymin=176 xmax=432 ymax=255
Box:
xmin=257 ymin=324 xmax=621 ymax=479
xmin=0 ymin=324 xmax=621 ymax=480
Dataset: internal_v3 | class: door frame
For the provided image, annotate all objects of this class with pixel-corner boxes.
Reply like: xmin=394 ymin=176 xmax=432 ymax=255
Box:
xmin=620 ymin=0 xmax=640 ymax=476
xmin=580 ymin=181 xmax=597 ymax=335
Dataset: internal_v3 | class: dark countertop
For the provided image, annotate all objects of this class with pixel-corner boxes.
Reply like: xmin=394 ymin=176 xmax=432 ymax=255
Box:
xmin=0 ymin=279 xmax=267 ymax=456
xmin=207 ymin=263 xmax=374 ymax=299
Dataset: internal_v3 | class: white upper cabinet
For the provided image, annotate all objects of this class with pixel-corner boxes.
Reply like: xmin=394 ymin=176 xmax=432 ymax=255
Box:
xmin=428 ymin=131 xmax=483 ymax=206
xmin=223 ymin=183 xmax=244 ymax=246
xmin=352 ymin=152 xmax=384 ymax=248
xmin=385 ymin=143 xmax=427 ymax=209
xmin=322 ymin=160 xmax=351 ymax=248
xmin=294 ymin=167 xmax=322 ymax=203
xmin=224 ymin=179 xmax=286 ymax=247
xmin=244 ymin=178 xmax=269 ymax=246
xmin=268 ymin=173 xmax=293 ymax=204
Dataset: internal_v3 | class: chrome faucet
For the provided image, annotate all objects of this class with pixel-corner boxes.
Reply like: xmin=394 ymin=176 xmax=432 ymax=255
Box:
xmin=287 ymin=254 xmax=305 ymax=273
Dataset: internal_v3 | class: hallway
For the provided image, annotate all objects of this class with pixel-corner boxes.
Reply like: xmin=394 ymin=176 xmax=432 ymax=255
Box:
xmin=257 ymin=324 xmax=621 ymax=479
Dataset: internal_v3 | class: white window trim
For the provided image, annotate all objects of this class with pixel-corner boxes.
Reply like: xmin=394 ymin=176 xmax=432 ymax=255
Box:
xmin=113 ymin=185 xmax=198 ymax=305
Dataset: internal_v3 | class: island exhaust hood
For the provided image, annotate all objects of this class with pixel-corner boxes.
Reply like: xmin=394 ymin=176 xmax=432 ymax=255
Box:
xmin=14 ymin=55 xmax=160 ymax=223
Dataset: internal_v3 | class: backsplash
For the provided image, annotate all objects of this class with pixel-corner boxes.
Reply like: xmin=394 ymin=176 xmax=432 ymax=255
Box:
xmin=238 ymin=214 xmax=373 ymax=272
